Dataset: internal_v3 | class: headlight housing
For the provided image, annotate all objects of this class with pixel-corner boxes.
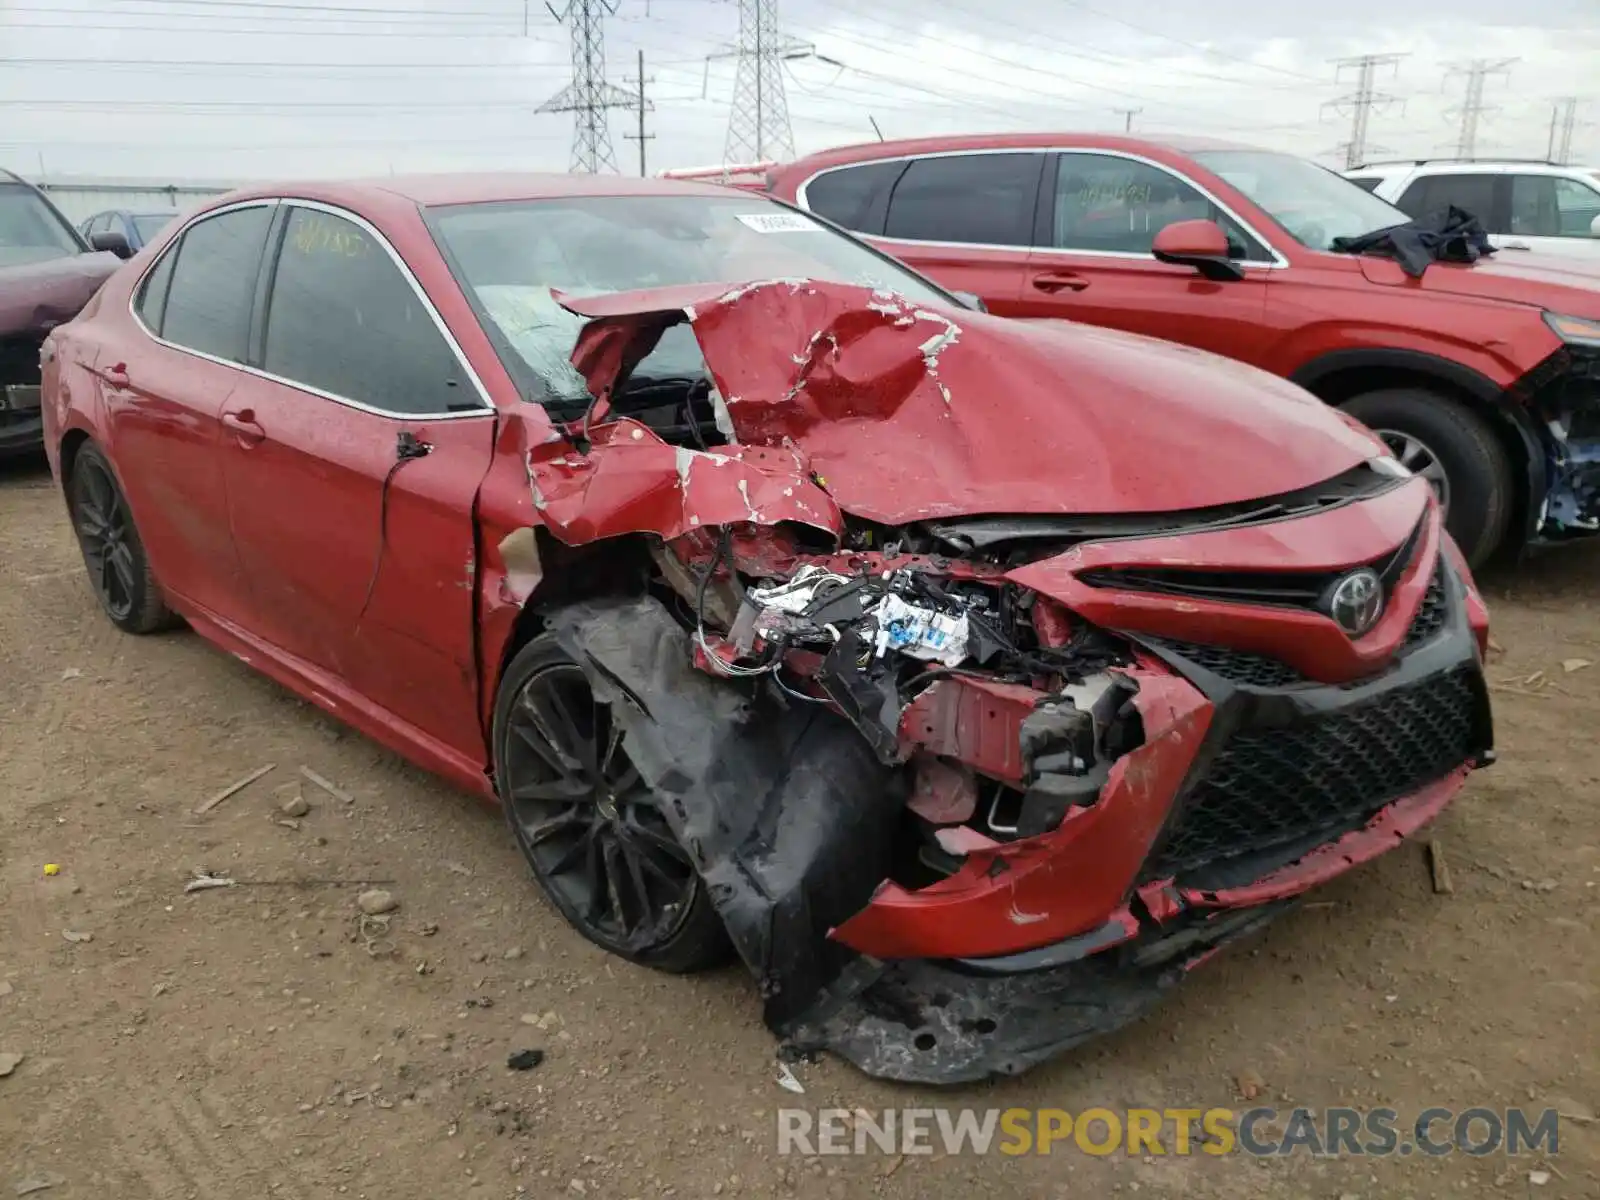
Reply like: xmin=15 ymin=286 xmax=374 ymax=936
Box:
xmin=1543 ymin=311 xmax=1600 ymax=348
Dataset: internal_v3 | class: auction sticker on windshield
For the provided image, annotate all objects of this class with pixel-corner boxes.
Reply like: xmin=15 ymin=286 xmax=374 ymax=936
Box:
xmin=735 ymin=212 xmax=824 ymax=233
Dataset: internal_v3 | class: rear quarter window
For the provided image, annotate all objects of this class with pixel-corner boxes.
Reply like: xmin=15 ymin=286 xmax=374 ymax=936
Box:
xmin=801 ymin=161 xmax=903 ymax=234
xmin=1346 ymin=176 xmax=1383 ymax=193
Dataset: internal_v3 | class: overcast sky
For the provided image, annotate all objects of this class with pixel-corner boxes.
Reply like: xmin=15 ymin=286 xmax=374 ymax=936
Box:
xmin=0 ymin=0 xmax=1595 ymax=181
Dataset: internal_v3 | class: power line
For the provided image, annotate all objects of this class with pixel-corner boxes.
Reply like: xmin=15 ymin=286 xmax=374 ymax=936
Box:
xmin=538 ymin=0 xmax=635 ymax=173
xmin=1443 ymin=57 xmax=1517 ymax=159
xmin=0 ymin=18 xmax=530 ymax=38
xmin=786 ymin=1 xmax=1319 ymax=128
xmin=1323 ymin=53 xmax=1405 ymax=168
xmin=63 ymin=0 xmax=526 ymax=18
xmin=1048 ymin=0 xmax=1332 ymax=83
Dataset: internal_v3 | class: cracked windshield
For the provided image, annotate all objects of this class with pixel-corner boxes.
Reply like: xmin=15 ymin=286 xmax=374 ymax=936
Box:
xmin=430 ymin=194 xmax=950 ymax=403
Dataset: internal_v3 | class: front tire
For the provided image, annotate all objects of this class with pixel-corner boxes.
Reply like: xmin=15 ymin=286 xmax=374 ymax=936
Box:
xmin=492 ymin=633 xmax=730 ymax=973
xmin=1342 ymin=389 xmax=1512 ymax=568
xmin=67 ymin=442 xmax=179 ymax=633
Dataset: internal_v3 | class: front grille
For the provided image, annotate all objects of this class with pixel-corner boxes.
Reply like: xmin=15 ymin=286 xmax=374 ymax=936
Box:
xmin=1402 ymin=568 xmax=1448 ymax=648
xmin=1148 ymin=565 xmax=1449 ymax=688
xmin=1141 ymin=666 xmax=1480 ymax=881
xmin=1081 ymin=566 xmax=1328 ymax=608
xmin=1147 ymin=638 xmax=1304 ymax=688
xmin=1084 ymin=517 xmax=1423 ymax=613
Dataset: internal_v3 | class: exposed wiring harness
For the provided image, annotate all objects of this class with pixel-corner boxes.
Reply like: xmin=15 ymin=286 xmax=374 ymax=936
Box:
xmin=692 ymin=529 xmax=783 ymax=679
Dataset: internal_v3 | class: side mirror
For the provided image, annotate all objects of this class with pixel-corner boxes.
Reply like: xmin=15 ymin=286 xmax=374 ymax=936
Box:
xmin=1152 ymin=219 xmax=1246 ymax=282
xmin=949 ymin=290 xmax=988 ymax=313
xmin=90 ymin=230 xmax=134 ymax=260
xmin=1590 ymin=214 xmax=1600 ymax=238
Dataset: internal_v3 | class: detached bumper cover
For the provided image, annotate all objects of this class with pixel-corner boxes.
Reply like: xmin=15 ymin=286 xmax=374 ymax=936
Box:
xmin=787 ymin=902 xmax=1292 ymax=1085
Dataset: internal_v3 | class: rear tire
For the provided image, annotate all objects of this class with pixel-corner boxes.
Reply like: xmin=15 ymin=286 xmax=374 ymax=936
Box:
xmin=493 ymin=633 xmax=731 ymax=974
xmin=67 ymin=442 xmax=180 ymax=634
xmin=1342 ymin=388 xmax=1512 ymax=569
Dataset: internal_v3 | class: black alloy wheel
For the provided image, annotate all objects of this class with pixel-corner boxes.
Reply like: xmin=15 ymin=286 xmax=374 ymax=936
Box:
xmin=495 ymin=636 xmax=729 ymax=972
xmin=67 ymin=442 xmax=177 ymax=634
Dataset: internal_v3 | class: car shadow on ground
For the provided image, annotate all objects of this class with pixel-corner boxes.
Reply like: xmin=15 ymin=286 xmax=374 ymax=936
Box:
xmin=0 ymin=452 xmax=51 ymax=487
xmin=1478 ymin=538 xmax=1600 ymax=606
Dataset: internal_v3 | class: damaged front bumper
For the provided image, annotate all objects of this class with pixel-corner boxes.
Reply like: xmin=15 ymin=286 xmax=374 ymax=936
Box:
xmin=781 ymin=559 xmax=1490 ymax=1083
xmin=548 ymin=550 xmax=1491 ymax=1084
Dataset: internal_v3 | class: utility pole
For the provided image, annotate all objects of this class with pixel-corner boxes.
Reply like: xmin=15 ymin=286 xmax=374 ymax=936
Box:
xmin=1323 ymin=53 xmax=1405 ymax=169
xmin=622 ymin=49 xmax=655 ymax=177
xmin=708 ymin=0 xmax=816 ymax=164
xmin=1442 ymin=58 xmax=1516 ymax=160
xmin=1113 ymin=107 xmax=1141 ymax=132
xmin=537 ymin=0 xmax=636 ymax=173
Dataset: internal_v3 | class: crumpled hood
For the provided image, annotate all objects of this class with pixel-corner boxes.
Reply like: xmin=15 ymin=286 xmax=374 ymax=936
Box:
xmin=1356 ymin=253 xmax=1600 ymax=320
xmin=0 ymin=252 xmax=120 ymax=340
xmin=558 ymin=279 xmax=1375 ymax=524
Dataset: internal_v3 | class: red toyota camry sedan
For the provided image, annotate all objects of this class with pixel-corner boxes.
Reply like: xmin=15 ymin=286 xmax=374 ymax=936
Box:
xmin=40 ymin=174 xmax=1494 ymax=1083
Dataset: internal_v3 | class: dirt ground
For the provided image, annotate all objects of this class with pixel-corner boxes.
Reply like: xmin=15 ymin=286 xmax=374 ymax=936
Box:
xmin=0 ymin=454 xmax=1595 ymax=1200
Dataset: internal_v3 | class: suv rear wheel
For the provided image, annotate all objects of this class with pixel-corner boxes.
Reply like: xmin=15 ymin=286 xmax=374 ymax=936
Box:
xmin=1342 ymin=388 xmax=1511 ymax=568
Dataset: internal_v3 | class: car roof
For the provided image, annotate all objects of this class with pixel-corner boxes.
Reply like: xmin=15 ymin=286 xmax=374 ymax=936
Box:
xmin=780 ymin=131 xmax=1266 ymax=172
xmin=1350 ymin=159 xmax=1580 ymax=174
xmin=222 ymin=172 xmax=749 ymax=209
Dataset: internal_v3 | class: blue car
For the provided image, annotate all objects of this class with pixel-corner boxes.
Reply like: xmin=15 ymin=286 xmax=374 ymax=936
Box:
xmin=77 ymin=207 xmax=180 ymax=253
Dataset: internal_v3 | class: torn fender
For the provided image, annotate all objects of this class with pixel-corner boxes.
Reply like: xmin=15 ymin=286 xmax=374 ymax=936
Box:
xmin=556 ymin=279 xmax=1380 ymax=524
xmin=527 ymin=417 xmax=840 ymax=545
xmin=546 ymin=596 xmax=900 ymax=1029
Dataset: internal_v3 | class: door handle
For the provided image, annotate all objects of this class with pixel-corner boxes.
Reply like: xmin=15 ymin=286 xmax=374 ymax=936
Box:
xmin=101 ymin=362 xmax=130 ymax=389
xmin=221 ymin=408 xmax=266 ymax=447
xmin=1030 ymin=271 xmax=1091 ymax=293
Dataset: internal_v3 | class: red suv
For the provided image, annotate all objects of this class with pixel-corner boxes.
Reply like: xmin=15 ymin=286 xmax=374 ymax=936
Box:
xmin=767 ymin=134 xmax=1600 ymax=567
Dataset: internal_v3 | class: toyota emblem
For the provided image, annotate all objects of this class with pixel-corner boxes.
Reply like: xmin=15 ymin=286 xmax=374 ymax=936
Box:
xmin=1327 ymin=568 xmax=1384 ymax=637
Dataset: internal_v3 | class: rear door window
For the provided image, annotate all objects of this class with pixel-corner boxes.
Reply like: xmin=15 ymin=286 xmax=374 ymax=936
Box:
xmin=883 ymin=152 xmax=1042 ymax=246
xmin=1510 ymin=175 xmax=1600 ymax=237
xmin=160 ymin=205 xmax=274 ymax=362
xmin=801 ymin=161 xmax=903 ymax=234
xmin=1395 ymin=173 xmax=1497 ymax=222
xmin=261 ymin=205 xmax=470 ymax=415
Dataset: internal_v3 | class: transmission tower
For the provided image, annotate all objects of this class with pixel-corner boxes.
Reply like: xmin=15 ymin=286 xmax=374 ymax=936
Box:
xmin=538 ymin=0 xmax=636 ymax=173
xmin=1323 ymin=53 xmax=1405 ymax=169
xmin=1442 ymin=58 xmax=1516 ymax=159
xmin=711 ymin=0 xmax=815 ymax=164
xmin=1549 ymin=96 xmax=1581 ymax=164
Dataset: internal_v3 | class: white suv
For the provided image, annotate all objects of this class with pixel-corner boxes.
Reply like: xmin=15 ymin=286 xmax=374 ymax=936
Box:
xmin=1344 ymin=160 xmax=1600 ymax=259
